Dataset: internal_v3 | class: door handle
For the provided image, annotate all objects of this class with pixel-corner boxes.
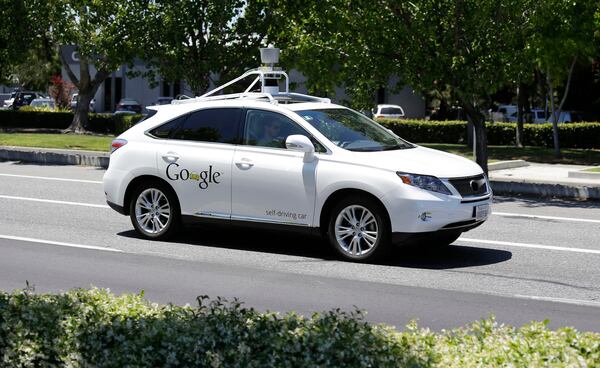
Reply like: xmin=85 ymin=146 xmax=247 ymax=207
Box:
xmin=162 ymin=152 xmax=179 ymax=163
xmin=235 ymin=158 xmax=254 ymax=170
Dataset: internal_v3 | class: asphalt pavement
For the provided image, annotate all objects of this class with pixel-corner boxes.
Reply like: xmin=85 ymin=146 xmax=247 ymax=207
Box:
xmin=0 ymin=161 xmax=599 ymax=331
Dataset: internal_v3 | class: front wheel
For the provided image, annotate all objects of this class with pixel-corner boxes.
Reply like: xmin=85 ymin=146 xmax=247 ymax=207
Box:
xmin=327 ymin=196 xmax=391 ymax=262
xmin=129 ymin=181 xmax=180 ymax=240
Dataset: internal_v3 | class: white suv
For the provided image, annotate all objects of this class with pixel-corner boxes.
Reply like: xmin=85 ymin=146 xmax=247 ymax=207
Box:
xmin=103 ymin=53 xmax=491 ymax=262
xmin=373 ymin=104 xmax=405 ymax=119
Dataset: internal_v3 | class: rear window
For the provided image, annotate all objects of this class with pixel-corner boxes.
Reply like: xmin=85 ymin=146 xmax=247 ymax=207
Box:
xmin=172 ymin=108 xmax=242 ymax=144
xmin=380 ymin=107 xmax=403 ymax=115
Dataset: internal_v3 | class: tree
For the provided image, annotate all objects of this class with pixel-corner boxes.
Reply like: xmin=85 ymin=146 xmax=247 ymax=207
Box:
xmin=139 ymin=0 xmax=270 ymax=97
xmin=528 ymin=0 xmax=599 ymax=157
xmin=0 ymin=0 xmax=59 ymax=90
xmin=271 ymin=0 xmax=528 ymax=174
xmin=268 ymin=0 xmax=397 ymax=108
xmin=27 ymin=0 xmax=151 ymax=132
xmin=0 ymin=0 xmax=28 ymax=83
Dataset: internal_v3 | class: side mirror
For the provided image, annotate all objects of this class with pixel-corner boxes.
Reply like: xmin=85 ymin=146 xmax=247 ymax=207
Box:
xmin=286 ymin=134 xmax=315 ymax=163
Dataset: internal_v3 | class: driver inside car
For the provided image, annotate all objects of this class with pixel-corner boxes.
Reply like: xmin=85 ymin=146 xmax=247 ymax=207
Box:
xmin=257 ymin=117 xmax=283 ymax=147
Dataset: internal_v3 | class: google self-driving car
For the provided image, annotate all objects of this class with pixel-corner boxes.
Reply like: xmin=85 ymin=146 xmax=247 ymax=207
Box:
xmin=103 ymin=48 xmax=491 ymax=262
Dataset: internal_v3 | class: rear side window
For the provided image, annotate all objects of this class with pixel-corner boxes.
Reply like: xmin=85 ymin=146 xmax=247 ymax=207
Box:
xmin=148 ymin=115 xmax=186 ymax=138
xmin=173 ymin=108 xmax=242 ymax=144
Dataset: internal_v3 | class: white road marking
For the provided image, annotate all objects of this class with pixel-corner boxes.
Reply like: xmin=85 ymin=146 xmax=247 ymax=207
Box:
xmin=0 ymin=173 xmax=102 ymax=184
xmin=0 ymin=194 xmax=109 ymax=209
xmin=0 ymin=234 xmax=122 ymax=253
xmin=493 ymin=211 xmax=600 ymax=224
xmin=514 ymin=294 xmax=600 ymax=308
xmin=459 ymin=237 xmax=600 ymax=255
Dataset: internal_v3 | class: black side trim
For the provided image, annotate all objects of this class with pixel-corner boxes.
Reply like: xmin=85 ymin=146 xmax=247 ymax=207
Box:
xmin=106 ymin=200 xmax=126 ymax=215
xmin=182 ymin=215 xmax=319 ymax=236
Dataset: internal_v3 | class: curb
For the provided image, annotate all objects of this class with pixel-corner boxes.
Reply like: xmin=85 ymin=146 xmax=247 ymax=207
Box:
xmin=0 ymin=146 xmax=109 ymax=168
xmin=490 ymin=179 xmax=600 ymax=200
xmin=488 ymin=160 xmax=529 ymax=171
xmin=568 ymin=169 xmax=600 ymax=180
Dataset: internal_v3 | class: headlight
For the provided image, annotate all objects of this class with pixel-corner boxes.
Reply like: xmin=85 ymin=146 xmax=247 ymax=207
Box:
xmin=396 ymin=172 xmax=452 ymax=195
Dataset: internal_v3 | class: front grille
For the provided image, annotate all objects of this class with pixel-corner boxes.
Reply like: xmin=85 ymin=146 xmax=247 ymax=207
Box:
xmin=448 ymin=174 xmax=488 ymax=197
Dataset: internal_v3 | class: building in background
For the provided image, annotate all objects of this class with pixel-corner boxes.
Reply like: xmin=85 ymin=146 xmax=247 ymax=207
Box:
xmin=60 ymin=46 xmax=425 ymax=116
xmin=60 ymin=46 xmax=188 ymax=113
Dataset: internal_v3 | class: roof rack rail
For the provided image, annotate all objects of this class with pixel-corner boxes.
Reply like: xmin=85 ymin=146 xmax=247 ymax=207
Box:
xmin=273 ymin=92 xmax=331 ymax=104
xmin=172 ymin=92 xmax=277 ymax=105
xmin=170 ymin=48 xmax=331 ymax=106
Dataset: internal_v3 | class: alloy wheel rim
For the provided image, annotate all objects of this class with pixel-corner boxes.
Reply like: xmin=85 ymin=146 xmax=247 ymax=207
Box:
xmin=334 ymin=205 xmax=378 ymax=257
xmin=135 ymin=188 xmax=171 ymax=234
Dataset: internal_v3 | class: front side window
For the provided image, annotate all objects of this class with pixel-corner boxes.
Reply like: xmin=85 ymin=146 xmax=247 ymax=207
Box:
xmin=243 ymin=109 xmax=325 ymax=152
xmin=297 ymin=108 xmax=414 ymax=152
xmin=173 ymin=108 xmax=242 ymax=144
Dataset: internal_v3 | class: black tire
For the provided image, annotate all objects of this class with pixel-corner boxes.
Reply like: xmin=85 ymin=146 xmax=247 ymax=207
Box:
xmin=326 ymin=195 xmax=391 ymax=262
xmin=428 ymin=230 xmax=462 ymax=247
xmin=129 ymin=180 xmax=180 ymax=240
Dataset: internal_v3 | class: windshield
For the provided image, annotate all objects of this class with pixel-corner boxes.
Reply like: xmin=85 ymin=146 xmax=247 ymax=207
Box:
xmin=297 ymin=108 xmax=414 ymax=152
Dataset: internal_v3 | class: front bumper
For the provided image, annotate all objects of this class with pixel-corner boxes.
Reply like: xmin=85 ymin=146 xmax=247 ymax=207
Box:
xmin=381 ymin=183 xmax=492 ymax=234
xmin=106 ymin=200 xmax=126 ymax=215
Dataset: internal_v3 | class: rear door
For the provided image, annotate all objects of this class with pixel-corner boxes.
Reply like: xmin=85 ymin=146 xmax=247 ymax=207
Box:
xmin=153 ymin=107 xmax=243 ymax=218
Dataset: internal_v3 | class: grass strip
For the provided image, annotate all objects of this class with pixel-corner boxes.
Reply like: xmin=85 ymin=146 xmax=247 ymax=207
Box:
xmin=0 ymin=133 xmax=113 ymax=152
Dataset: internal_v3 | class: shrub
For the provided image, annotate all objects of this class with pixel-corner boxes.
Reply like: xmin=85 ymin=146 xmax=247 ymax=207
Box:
xmin=377 ymin=119 xmax=600 ymax=149
xmin=0 ymin=288 xmax=599 ymax=367
xmin=0 ymin=110 xmax=143 ymax=135
xmin=378 ymin=119 xmax=467 ymax=144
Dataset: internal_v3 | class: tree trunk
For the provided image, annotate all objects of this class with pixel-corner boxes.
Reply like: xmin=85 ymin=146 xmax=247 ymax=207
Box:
xmin=463 ymin=103 xmax=488 ymax=175
xmin=555 ymin=56 xmax=577 ymax=122
xmin=546 ymin=69 xmax=561 ymax=158
xmin=516 ymin=82 xmax=527 ymax=147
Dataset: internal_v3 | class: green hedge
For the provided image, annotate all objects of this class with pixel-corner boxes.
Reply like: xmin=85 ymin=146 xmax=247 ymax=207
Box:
xmin=1 ymin=288 xmax=599 ymax=367
xmin=0 ymin=110 xmax=143 ymax=135
xmin=378 ymin=119 xmax=600 ymax=149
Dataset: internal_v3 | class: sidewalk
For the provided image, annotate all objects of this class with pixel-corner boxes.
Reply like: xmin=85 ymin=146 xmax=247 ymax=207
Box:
xmin=489 ymin=161 xmax=600 ymax=200
xmin=1 ymin=146 xmax=599 ymax=200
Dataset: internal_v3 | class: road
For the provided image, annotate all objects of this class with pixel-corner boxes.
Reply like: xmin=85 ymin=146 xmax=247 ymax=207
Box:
xmin=0 ymin=161 xmax=599 ymax=331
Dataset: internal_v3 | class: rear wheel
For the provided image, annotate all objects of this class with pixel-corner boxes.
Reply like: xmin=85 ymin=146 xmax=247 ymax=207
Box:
xmin=327 ymin=196 xmax=391 ymax=262
xmin=129 ymin=181 xmax=180 ymax=240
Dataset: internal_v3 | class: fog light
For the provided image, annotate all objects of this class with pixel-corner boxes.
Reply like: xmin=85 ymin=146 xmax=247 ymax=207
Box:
xmin=419 ymin=212 xmax=432 ymax=221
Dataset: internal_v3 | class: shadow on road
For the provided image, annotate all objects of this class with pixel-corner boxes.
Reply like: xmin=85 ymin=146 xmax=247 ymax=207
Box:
xmin=118 ymin=224 xmax=512 ymax=270
xmin=383 ymin=244 xmax=512 ymax=269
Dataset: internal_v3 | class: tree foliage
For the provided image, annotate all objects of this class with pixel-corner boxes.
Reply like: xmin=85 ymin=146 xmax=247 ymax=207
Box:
xmin=526 ymin=0 xmax=599 ymax=156
xmin=271 ymin=0 xmax=532 ymax=173
xmin=25 ymin=0 xmax=151 ymax=132
xmin=0 ymin=0 xmax=59 ymax=90
xmin=140 ymin=0 xmax=270 ymax=96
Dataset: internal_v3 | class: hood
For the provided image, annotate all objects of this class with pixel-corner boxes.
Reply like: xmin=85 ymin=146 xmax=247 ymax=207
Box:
xmin=349 ymin=146 xmax=483 ymax=178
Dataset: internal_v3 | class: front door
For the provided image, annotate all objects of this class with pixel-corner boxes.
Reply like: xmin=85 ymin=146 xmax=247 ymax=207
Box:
xmin=231 ymin=109 xmax=319 ymax=226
